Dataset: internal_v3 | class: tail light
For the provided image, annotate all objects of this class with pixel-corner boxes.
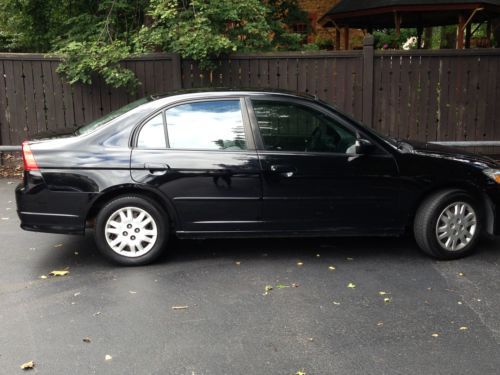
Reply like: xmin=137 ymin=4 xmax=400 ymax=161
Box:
xmin=22 ymin=141 xmax=39 ymax=171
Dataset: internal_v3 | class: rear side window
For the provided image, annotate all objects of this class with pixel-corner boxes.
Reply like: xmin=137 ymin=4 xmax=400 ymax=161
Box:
xmin=137 ymin=113 xmax=166 ymax=149
xmin=165 ymin=100 xmax=246 ymax=151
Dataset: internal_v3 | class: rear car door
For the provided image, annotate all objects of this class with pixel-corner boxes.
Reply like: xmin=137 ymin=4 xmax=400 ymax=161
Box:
xmin=247 ymin=96 xmax=401 ymax=234
xmin=131 ymin=98 xmax=262 ymax=233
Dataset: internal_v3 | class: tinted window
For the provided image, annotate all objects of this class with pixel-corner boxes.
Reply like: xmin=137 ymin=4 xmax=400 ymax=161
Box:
xmin=137 ymin=113 xmax=166 ymax=149
xmin=166 ymin=100 xmax=246 ymax=150
xmin=252 ymin=100 xmax=357 ymax=153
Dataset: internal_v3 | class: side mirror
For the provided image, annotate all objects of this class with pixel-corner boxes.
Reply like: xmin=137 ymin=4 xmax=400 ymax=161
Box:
xmin=355 ymin=138 xmax=375 ymax=154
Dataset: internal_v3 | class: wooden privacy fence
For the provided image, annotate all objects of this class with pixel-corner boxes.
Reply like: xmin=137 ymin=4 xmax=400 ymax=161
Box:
xmin=1 ymin=38 xmax=500 ymax=153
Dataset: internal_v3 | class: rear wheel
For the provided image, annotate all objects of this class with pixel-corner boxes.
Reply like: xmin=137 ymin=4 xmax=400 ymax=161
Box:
xmin=95 ymin=195 xmax=168 ymax=266
xmin=414 ymin=190 xmax=481 ymax=259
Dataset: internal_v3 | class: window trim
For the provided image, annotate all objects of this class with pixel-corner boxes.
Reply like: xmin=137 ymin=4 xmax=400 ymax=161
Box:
xmin=131 ymin=97 xmax=255 ymax=152
xmin=247 ymin=96 xmax=389 ymax=156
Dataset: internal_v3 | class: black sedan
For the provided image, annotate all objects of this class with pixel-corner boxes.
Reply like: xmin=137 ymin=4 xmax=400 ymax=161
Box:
xmin=15 ymin=90 xmax=500 ymax=265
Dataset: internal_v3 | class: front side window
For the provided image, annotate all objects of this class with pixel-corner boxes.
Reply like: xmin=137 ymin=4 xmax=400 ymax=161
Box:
xmin=252 ymin=100 xmax=357 ymax=153
xmin=166 ymin=100 xmax=246 ymax=151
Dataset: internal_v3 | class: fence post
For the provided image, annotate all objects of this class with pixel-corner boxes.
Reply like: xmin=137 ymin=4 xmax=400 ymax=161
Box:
xmin=171 ymin=53 xmax=183 ymax=90
xmin=362 ymin=35 xmax=375 ymax=127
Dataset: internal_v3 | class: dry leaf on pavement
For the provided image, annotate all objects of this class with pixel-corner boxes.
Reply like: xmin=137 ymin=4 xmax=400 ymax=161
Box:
xmin=20 ymin=360 xmax=34 ymax=370
xmin=172 ymin=305 xmax=189 ymax=310
xmin=49 ymin=270 xmax=69 ymax=277
xmin=347 ymin=282 xmax=356 ymax=288
xmin=105 ymin=355 xmax=112 ymax=361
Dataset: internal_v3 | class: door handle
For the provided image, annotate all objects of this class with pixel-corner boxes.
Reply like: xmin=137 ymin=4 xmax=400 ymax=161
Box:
xmin=269 ymin=164 xmax=296 ymax=177
xmin=144 ymin=163 xmax=170 ymax=175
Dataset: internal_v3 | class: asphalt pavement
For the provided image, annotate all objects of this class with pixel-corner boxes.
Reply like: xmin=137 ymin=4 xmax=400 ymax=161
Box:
xmin=0 ymin=179 xmax=499 ymax=374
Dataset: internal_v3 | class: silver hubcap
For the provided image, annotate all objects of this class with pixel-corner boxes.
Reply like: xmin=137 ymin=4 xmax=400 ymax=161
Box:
xmin=436 ymin=202 xmax=477 ymax=251
xmin=104 ymin=207 xmax=158 ymax=257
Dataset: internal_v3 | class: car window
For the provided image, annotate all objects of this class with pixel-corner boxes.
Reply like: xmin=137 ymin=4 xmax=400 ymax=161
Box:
xmin=252 ymin=100 xmax=357 ymax=154
xmin=76 ymin=98 xmax=149 ymax=136
xmin=165 ymin=100 xmax=246 ymax=151
xmin=137 ymin=113 xmax=167 ymax=149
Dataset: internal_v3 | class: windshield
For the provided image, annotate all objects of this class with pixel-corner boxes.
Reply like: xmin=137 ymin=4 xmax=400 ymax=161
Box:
xmin=75 ymin=98 xmax=149 ymax=135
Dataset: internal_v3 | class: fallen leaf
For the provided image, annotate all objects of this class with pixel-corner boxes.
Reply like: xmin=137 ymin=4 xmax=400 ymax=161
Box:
xmin=74 ymin=292 xmax=80 ymax=297
xmin=172 ymin=305 xmax=189 ymax=310
xmin=276 ymin=284 xmax=289 ymax=289
xmin=431 ymin=333 xmax=439 ymax=338
xmin=459 ymin=326 xmax=468 ymax=331
xmin=105 ymin=355 xmax=112 ymax=361
xmin=383 ymin=297 xmax=392 ymax=303
xmin=377 ymin=321 xmax=384 ymax=327
xmin=296 ymin=370 xmax=307 ymax=375
xmin=53 ymin=243 xmax=63 ymax=248
xmin=93 ymin=311 xmax=101 ymax=317
xmin=265 ymin=285 xmax=273 ymax=292
xmin=316 ymin=254 xmax=320 ymax=258
xmin=83 ymin=337 xmax=91 ymax=343
xmin=235 ymin=261 xmax=241 ymax=265
xmin=129 ymin=291 xmax=137 ymax=294
xmin=40 ymin=275 xmax=47 ymax=279
xmin=291 ymin=283 xmax=299 ymax=288
xmin=307 ymin=337 xmax=314 ymax=342
xmin=49 ymin=270 xmax=69 ymax=276
xmin=457 ymin=301 xmax=463 ymax=305
xmin=332 ymin=301 xmax=340 ymax=305
xmin=347 ymin=282 xmax=356 ymax=288
xmin=458 ymin=272 xmax=465 ymax=276
xmin=297 ymin=262 xmax=304 ymax=266
xmin=20 ymin=360 xmax=34 ymax=370
xmin=378 ymin=291 xmax=390 ymax=296
xmin=328 ymin=266 xmax=336 ymax=271
xmin=1 ymin=217 xmax=9 ymax=220
xmin=74 ymin=252 xmax=79 ymax=255
xmin=346 ymin=257 xmax=354 ymax=261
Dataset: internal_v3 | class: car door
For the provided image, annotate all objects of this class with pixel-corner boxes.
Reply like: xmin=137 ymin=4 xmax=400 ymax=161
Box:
xmin=130 ymin=98 xmax=262 ymax=233
xmin=247 ymin=96 xmax=401 ymax=234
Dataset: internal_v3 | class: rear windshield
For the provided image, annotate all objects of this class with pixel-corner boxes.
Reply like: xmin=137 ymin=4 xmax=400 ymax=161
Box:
xmin=75 ymin=98 xmax=149 ymax=135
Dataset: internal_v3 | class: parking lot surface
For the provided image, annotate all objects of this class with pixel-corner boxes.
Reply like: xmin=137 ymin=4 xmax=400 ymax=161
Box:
xmin=1 ymin=179 xmax=499 ymax=374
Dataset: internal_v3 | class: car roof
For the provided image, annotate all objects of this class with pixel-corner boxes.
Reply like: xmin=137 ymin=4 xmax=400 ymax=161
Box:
xmin=147 ymin=88 xmax=317 ymax=104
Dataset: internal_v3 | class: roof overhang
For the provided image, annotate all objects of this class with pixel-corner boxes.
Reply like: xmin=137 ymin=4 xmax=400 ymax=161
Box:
xmin=320 ymin=3 xmax=500 ymax=29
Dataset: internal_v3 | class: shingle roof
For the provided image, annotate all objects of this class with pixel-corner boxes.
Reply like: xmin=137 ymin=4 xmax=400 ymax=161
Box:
xmin=320 ymin=0 xmax=500 ymax=28
xmin=327 ymin=0 xmax=500 ymax=14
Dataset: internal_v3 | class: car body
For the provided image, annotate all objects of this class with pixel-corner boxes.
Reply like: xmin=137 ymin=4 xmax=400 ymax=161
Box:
xmin=15 ymin=89 xmax=500 ymax=265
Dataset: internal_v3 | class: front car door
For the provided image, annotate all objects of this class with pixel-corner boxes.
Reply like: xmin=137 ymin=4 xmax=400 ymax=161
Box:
xmin=247 ymin=96 xmax=402 ymax=235
xmin=131 ymin=97 xmax=262 ymax=234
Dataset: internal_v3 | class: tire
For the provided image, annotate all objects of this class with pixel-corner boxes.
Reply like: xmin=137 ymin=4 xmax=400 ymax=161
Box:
xmin=94 ymin=195 xmax=169 ymax=266
xmin=414 ymin=189 xmax=482 ymax=260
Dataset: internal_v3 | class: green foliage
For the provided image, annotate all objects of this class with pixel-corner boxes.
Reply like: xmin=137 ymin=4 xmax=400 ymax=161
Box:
xmin=373 ymin=28 xmax=417 ymax=49
xmin=0 ymin=0 xmax=308 ymax=90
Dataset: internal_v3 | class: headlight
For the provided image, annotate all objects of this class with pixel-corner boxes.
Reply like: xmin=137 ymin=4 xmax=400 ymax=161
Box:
xmin=483 ymin=169 xmax=500 ymax=183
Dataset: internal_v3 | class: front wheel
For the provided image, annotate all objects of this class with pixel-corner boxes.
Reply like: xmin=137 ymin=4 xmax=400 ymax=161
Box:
xmin=95 ymin=195 xmax=169 ymax=266
xmin=414 ymin=190 xmax=482 ymax=260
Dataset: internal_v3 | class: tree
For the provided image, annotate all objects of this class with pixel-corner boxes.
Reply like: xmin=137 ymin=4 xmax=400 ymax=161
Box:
xmin=0 ymin=0 xmax=307 ymax=90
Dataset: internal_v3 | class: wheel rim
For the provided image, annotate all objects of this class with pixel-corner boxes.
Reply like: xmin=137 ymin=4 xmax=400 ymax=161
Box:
xmin=104 ymin=206 xmax=158 ymax=258
xmin=435 ymin=202 xmax=477 ymax=252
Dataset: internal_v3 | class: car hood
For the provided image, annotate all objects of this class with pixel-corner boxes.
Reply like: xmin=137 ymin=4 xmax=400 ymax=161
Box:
xmin=404 ymin=140 xmax=498 ymax=168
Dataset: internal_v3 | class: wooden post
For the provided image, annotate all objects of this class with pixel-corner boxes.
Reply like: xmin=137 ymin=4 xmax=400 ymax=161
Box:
xmin=343 ymin=27 xmax=349 ymax=50
xmin=457 ymin=14 xmax=465 ymax=49
xmin=417 ymin=25 xmax=423 ymax=49
xmin=362 ymin=35 xmax=374 ymax=127
xmin=465 ymin=23 xmax=472 ymax=48
xmin=486 ymin=20 xmax=492 ymax=47
xmin=335 ymin=28 xmax=341 ymax=50
xmin=394 ymin=13 xmax=401 ymax=37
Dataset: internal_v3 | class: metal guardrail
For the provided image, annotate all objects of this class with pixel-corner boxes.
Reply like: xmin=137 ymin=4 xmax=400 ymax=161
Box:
xmin=0 ymin=145 xmax=21 ymax=151
xmin=431 ymin=141 xmax=500 ymax=147
xmin=0 ymin=142 xmax=499 ymax=152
